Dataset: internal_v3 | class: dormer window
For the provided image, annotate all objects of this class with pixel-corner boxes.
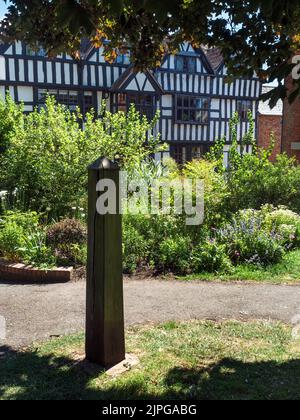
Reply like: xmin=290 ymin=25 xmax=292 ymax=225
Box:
xmin=25 ymin=45 xmax=46 ymax=57
xmin=115 ymin=52 xmax=131 ymax=65
xmin=175 ymin=56 xmax=196 ymax=73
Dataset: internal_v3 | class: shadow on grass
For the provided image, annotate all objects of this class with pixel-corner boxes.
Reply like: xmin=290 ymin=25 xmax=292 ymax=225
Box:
xmin=0 ymin=345 xmax=299 ymax=400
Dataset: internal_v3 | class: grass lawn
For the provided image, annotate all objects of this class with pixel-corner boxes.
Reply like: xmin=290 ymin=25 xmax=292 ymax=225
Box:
xmin=180 ymin=249 xmax=300 ymax=284
xmin=0 ymin=320 xmax=300 ymax=400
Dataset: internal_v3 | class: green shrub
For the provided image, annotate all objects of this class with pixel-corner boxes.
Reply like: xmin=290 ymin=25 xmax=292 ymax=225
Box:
xmin=123 ymin=213 xmax=214 ymax=274
xmin=237 ymin=206 xmax=300 ymax=249
xmin=191 ymin=241 xmax=232 ymax=273
xmin=47 ymin=219 xmax=86 ymax=246
xmin=0 ymin=94 xmax=24 ymax=154
xmin=0 ymin=96 xmax=163 ymax=218
xmin=68 ymin=243 xmax=87 ymax=267
xmin=183 ymin=159 xmax=229 ymax=227
xmin=0 ymin=211 xmax=54 ymax=267
xmin=219 ymin=211 xmax=285 ymax=266
xmin=265 ymin=206 xmax=300 ymax=228
xmin=0 ymin=221 xmax=25 ymax=261
xmin=46 ymin=218 xmax=87 ymax=266
xmin=0 ymin=211 xmax=41 ymax=261
xmin=18 ymin=230 xmax=56 ymax=268
xmin=158 ymin=236 xmax=192 ymax=274
xmin=0 ymin=210 xmax=40 ymax=231
xmin=222 ymin=114 xmax=300 ymax=214
xmin=227 ymin=154 xmax=300 ymax=213
xmin=276 ymin=224 xmax=299 ymax=249
xmin=206 ymin=113 xmax=300 ymax=214
xmin=263 ymin=206 xmax=300 ymax=249
xmin=123 ymin=221 xmax=148 ymax=273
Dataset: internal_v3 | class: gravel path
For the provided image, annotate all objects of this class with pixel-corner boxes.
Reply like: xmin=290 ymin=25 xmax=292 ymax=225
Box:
xmin=0 ymin=278 xmax=300 ymax=350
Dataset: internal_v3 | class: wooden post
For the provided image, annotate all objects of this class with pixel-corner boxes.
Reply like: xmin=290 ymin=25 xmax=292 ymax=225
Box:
xmin=86 ymin=157 xmax=125 ymax=367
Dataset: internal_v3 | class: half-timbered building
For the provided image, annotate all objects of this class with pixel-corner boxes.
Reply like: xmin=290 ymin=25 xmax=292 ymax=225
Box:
xmin=0 ymin=41 xmax=262 ymax=164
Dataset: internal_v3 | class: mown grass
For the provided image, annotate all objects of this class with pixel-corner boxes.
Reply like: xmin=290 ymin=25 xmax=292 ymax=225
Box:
xmin=1 ymin=320 xmax=300 ymax=400
xmin=180 ymin=249 xmax=300 ymax=284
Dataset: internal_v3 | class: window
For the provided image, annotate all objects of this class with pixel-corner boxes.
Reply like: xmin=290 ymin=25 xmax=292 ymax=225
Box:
xmin=237 ymin=100 xmax=252 ymax=120
xmin=117 ymin=93 xmax=127 ymax=113
xmin=171 ymin=146 xmax=187 ymax=166
xmin=26 ymin=45 xmax=46 ymax=57
xmin=114 ymin=93 xmax=155 ymax=119
xmin=83 ymin=92 xmax=94 ymax=114
xmin=38 ymin=89 xmax=79 ymax=111
xmin=57 ymin=91 xmax=78 ymax=111
xmin=128 ymin=94 xmax=155 ymax=120
xmin=191 ymin=146 xmax=202 ymax=160
xmin=171 ymin=144 xmax=210 ymax=165
xmin=175 ymin=56 xmax=196 ymax=73
xmin=115 ymin=52 xmax=131 ymax=65
xmin=38 ymin=89 xmax=94 ymax=114
xmin=176 ymin=96 xmax=210 ymax=124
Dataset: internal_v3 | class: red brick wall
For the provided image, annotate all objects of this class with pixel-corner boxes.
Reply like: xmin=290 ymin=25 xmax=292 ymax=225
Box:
xmin=282 ymin=75 xmax=300 ymax=162
xmin=258 ymin=114 xmax=282 ymax=162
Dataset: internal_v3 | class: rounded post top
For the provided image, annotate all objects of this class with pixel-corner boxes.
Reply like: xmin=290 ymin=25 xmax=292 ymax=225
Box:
xmin=88 ymin=157 xmax=120 ymax=171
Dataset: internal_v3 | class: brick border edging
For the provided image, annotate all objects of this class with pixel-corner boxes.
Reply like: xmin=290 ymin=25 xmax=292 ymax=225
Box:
xmin=0 ymin=259 xmax=73 ymax=283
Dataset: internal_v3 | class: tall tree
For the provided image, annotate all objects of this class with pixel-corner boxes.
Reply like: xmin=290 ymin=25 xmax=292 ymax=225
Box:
xmin=1 ymin=1 xmax=300 ymax=103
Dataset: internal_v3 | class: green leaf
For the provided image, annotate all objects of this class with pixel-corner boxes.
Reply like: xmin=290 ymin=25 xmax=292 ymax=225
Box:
xmin=103 ymin=0 xmax=125 ymax=15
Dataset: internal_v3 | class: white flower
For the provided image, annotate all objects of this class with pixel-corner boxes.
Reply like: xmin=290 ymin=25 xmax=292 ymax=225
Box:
xmin=0 ymin=191 xmax=7 ymax=198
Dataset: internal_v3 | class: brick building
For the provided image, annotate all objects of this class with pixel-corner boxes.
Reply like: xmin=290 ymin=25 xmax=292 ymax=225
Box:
xmin=258 ymin=85 xmax=283 ymax=161
xmin=282 ymin=75 xmax=300 ymax=162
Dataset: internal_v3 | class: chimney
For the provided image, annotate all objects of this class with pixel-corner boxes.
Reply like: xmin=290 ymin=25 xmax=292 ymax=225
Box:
xmin=282 ymin=67 xmax=300 ymax=161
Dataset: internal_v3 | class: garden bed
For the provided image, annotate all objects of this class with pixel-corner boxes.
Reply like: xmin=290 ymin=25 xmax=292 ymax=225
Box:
xmin=2 ymin=101 xmax=300 ymax=282
xmin=0 ymin=259 xmax=73 ymax=283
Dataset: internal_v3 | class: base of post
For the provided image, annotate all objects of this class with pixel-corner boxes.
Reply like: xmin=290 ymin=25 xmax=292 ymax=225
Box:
xmin=105 ymin=354 xmax=140 ymax=377
xmin=76 ymin=353 xmax=140 ymax=377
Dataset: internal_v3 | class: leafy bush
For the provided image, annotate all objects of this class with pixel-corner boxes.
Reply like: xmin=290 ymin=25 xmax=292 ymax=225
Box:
xmin=263 ymin=206 xmax=300 ymax=248
xmin=0 ymin=96 xmax=163 ymax=218
xmin=18 ymin=230 xmax=56 ymax=268
xmin=122 ymin=214 xmax=189 ymax=273
xmin=0 ymin=210 xmax=40 ymax=231
xmin=226 ymin=153 xmax=300 ymax=213
xmin=191 ymin=241 xmax=232 ymax=273
xmin=46 ymin=219 xmax=87 ymax=266
xmin=220 ymin=114 xmax=300 ymax=214
xmin=206 ymin=112 xmax=300 ymax=214
xmin=68 ymin=243 xmax=87 ymax=267
xmin=0 ymin=220 xmax=25 ymax=261
xmin=47 ymin=219 xmax=86 ymax=246
xmin=158 ymin=236 xmax=192 ymax=274
xmin=235 ymin=206 xmax=300 ymax=250
xmin=182 ymin=159 xmax=229 ymax=227
xmin=265 ymin=207 xmax=300 ymax=229
xmin=0 ymin=211 xmax=54 ymax=266
xmin=219 ymin=211 xmax=285 ymax=266
xmin=0 ymin=95 xmax=24 ymax=154
xmin=123 ymin=213 xmax=208 ymax=275
xmin=2 ymin=101 xmax=300 ymax=275
xmin=123 ymin=221 xmax=148 ymax=273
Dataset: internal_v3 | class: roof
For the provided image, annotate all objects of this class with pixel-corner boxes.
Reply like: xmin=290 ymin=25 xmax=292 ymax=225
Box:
xmin=111 ymin=66 xmax=165 ymax=95
xmin=259 ymin=85 xmax=283 ymax=116
xmin=201 ymin=46 xmax=224 ymax=72
xmin=80 ymin=38 xmax=93 ymax=59
xmin=81 ymin=40 xmax=225 ymax=75
xmin=0 ymin=42 xmax=9 ymax=54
